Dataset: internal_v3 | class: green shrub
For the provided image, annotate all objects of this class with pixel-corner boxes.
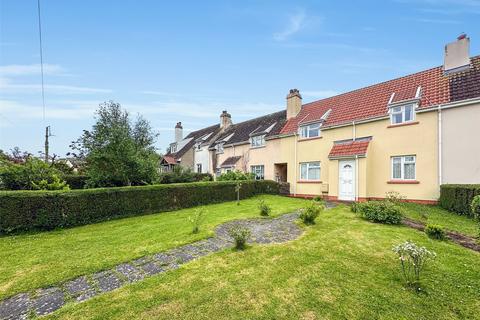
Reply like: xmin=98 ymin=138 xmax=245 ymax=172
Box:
xmin=356 ymin=201 xmax=403 ymax=224
xmin=31 ymin=174 xmax=70 ymax=191
xmin=350 ymin=202 xmax=358 ymax=213
xmin=0 ymin=157 xmax=66 ymax=190
xmin=392 ymin=240 xmax=436 ymax=289
xmin=216 ymin=170 xmax=255 ymax=181
xmin=385 ymin=191 xmax=406 ymax=205
xmin=63 ymin=175 xmax=88 ymax=189
xmin=158 ymin=166 xmax=213 ymax=184
xmin=0 ymin=180 xmax=279 ymax=233
xmin=439 ymin=184 xmax=480 ymax=218
xmin=471 ymin=195 xmax=480 ymax=239
xmin=299 ymin=201 xmax=324 ymax=225
xmin=258 ymin=200 xmax=271 ymax=216
xmin=228 ymin=226 xmax=251 ymax=250
xmin=188 ymin=208 xmax=206 ymax=234
xmin=424 ymin=224 xmax=447 ymax=240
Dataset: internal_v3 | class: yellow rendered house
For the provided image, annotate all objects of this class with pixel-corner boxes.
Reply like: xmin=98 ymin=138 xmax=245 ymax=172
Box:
xmin=163 ymin=36 xmax=480 ymax=203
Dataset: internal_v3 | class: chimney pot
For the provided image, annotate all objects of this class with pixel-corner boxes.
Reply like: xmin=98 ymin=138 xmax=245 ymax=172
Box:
xmin=175 ymin=121 xmax=183 ymax=142
xmin=444 ymin=35 xmax=471 ymax=74
xmin=286 ymin=89 xmax=302 ymax=120
xmin=220 ymin=110 xmax=232 ymax=129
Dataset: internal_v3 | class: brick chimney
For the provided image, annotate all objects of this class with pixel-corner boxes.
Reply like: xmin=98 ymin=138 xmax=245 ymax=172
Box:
xmin=444 ymin=34 xmax=471 ymax=74
xmin=175 ymin=122 xmax=183 ymax=142
xmin=286 ymin=89 xmax=302 ymax=120
xmin=220 ymin=110 xmax=232 ymax=129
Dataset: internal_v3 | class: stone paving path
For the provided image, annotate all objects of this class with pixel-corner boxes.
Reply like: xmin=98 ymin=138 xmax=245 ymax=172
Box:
xmin=0 ymin=212 xmax=305 ymax=320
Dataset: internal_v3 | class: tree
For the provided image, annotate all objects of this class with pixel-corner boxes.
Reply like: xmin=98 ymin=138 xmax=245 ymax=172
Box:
xmin=70 ymin=101 xmax=160 ymax=187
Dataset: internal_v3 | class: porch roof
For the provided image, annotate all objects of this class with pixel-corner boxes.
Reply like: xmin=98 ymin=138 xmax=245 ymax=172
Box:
xmin=328 ymin=139 xmax=370 ymax=159
xmin=220 ymin=156 xmax=242 ymax=167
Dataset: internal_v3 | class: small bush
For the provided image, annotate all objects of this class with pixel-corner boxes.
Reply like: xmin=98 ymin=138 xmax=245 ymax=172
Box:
xmin=471 ymin=195 xmax=480 ymax=239
xmin=229 ymin=226 xmax=251 ymax=250
xmin=356 ymin=201 xmax=403 ymax=224
xmin=188 ymin=208 xmax=207 ymax=234
xmin=31 ymin=174 xmax=70 ymax=191
xmin=258 ymin=199 xmax=271 ymax=216
xmin=385 ymin=191 xmax=406 ymax=205
xmin=217 ymin=170 xmax=255 ymax=181
xmin=299 ymin=201 xmax=324 ymax=225
xmin=159 ymin=166 xmax=213 ymax=184
xmin=63 ymin=175 xmax=88 ymax=189
xmin=350 ymin=202 xmax=358 ymax=213
xmin=424 ymin=224 xmax=446 ymax=240
xmin=392 ymin=240 xmax=436 ymax=289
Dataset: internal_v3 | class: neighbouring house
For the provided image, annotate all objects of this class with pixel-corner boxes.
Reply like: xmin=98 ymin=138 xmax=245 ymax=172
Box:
xmin=162 ymin=35 xmax=480 ymax=203
xmin=209 ymin=110 xmax=286 ymax=179
xmin=160 ymin=122 xmax=221 ymax=172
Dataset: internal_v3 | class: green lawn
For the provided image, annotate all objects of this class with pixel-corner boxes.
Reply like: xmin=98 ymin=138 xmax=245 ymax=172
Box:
xmin=0 ymin=195 xmax=310 ymax=300
xmin=46 ymin=205 xmax=480 ymax=320
xmin=401 ymin=203 xmax=478 ymax=237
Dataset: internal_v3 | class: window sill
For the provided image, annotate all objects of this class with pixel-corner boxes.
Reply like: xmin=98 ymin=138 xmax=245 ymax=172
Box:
xmin=387 ymin=180 xmax=420 ymax=184
xmin=297 ymin=180 xmax=322 ymax=184
xmin=298 ymin=136 xmax=323 ymax=142
xmin=387 ymin=121 xmax=419 ymax=128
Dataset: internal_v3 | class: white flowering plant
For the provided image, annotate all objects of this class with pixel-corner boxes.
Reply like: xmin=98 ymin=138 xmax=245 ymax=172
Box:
xmin=392 ymin=240 xmax=436 ymax=288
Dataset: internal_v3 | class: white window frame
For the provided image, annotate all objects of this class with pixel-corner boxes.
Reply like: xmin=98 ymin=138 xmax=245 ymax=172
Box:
xmin=216 ymin=143 xmax=224 ymax=154
xmin=170 ymin=143 xmax=177 ymax=153
xmin=250 ymin=135 xmax=266 ymax=148
xmin=391 ymin=155 xmax=416 ymax=180
xmin=299 ymin=162 xmax=321 ymax=181
xmin=196 ymin=142 xmax=202 ymax=151
xmin=299 ymin=122 xmax=321 ymax=139
xmin=250 ymin=165 xmax=265 ymax=180
xmin=196 ymin=163 xmax=202 ymax=173
xmin=389 ymin=104 xmax=416 ymax=125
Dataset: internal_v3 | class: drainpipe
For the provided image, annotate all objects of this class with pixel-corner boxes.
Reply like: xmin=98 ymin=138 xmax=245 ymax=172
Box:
xmin=294 ymin=132 xmax=298 ymax=196
xmin=352 ymin=121 xmax=356 ymax=141
xmin=438 ymin=105 xmax=443 ymax=187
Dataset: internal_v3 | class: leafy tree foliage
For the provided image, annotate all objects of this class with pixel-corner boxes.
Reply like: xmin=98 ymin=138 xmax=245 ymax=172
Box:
xmin=0 ymin=157 xmax=68 ymax=190
xmin=70 ymin=101 xmax=160 ymax=187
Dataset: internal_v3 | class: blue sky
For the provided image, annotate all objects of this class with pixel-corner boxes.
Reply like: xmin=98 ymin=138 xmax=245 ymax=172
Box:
xmin=1 ymin=0 xmax=479 ymax=156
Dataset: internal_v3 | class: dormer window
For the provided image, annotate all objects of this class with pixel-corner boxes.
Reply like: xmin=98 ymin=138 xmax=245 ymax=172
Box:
xmin=170 ymin=143 xmax=177 ymax=153
xmin=216 ymin=143 xmax=224 ymax=154
xmin=250 ymin=135 xmax=265 ymax=148
xmin=390 ymin=104 xmax=415 ymax=125
xmin=196 ymin=142 xmax=202 ymax=151
xmin=299 ymin=122 xmax=321 ymax=139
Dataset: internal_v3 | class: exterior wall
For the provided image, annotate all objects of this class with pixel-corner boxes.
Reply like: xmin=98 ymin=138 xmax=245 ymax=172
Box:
xmin=179 ymin=148 xmax=195 ymax=170
xmin=442 ymin=103 xmax=480 ymax=184
xmin=194 ymin=146 xmax=210 ymax=173
xmin=283 ymin=111 xmax=439 ymax=201
xmin=210 ymin=111 xmax=439 ymax=201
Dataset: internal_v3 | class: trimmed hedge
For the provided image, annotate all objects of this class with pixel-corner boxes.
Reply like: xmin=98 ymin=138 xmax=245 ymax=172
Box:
xmin=63 ymin=175 xmax=88 ymax=189
xmin=439 ymin=184 xmax=480 ymax=218
xmin=0 ymin=180 xmax=279 ymax=233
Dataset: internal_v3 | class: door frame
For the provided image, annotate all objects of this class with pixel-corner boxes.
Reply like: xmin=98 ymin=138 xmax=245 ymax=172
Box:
xmin=338 ymin=159 xmax=356 ymax=201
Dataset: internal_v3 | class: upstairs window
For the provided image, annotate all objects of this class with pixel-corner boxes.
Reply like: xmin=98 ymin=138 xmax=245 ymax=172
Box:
xmin=216 ymin=143 xmax=224 ymax=154
xmin=196 ymin=142 xmax=202 ymax=151
xmin=300 ymin=162 xmax=321 ymax=180
xmin=170 ymin=143 xmax=177 ymax=153
xmin=300 ymin=123 xmax=321 ymax=138
xmin=390 ymin=104 xmax=415 ymax=125
xmin=250 ymin=135 xmax=266 ymax=148
xmin=391 ymin=155 xmax=416 ymax=180
xmin=196 ymin=163 xmax=202 ymax=173
xmin=251 ymin=165 xmax=265 ymax=180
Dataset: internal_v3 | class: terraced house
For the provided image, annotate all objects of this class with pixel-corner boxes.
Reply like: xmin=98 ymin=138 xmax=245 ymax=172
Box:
xmin=162 ymin=35 xmax=480 ymax=203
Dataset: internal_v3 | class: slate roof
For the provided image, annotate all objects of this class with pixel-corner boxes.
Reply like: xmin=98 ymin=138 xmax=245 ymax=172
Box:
xmin=165 ymin=124 xmax=221 ymax=160
xmin=328 ymin=138 xmax=371 ymax=159
xmin=211 ymin=110 xmax=286 ymax=147
xmin=281 ymin=55 xmax=480 ymax=134
xmin=220 ymin=156 xmax=242 ymax=167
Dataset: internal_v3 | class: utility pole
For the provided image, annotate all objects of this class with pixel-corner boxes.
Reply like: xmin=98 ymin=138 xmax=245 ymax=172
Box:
xmin=44 ymin=125 xmax=51 ymax=162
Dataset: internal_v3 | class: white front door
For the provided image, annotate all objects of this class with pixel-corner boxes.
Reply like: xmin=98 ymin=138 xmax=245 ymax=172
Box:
xmin=339 ymin=160 xmax=356 ymax=201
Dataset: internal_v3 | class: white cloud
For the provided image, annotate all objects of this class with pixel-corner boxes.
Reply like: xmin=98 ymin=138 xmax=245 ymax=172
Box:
xmin=302 ymin=90 xmax=339 ymax=99
xmin=0 ymin=64 xmax=66 ymax=76
xmin=273 ymin=10 xmax=307 ymax=41
xmin=0 ymin=78 xmax=112 ymax=94
xmin=0 ymin=99 xmax=98 ymax=120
